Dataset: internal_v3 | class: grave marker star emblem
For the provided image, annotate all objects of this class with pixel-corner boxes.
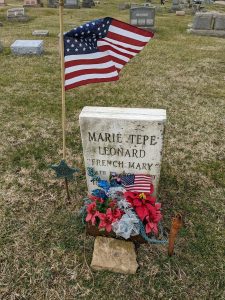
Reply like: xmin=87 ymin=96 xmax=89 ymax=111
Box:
xmin=50 ymin=160 xmax=79 ymax=180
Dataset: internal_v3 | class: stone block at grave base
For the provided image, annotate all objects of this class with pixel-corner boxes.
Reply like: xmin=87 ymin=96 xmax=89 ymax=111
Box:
xmin=187 ymin=28 xmax=225 ymax=37
xmin=32 ymin=30 xmax=49 ymax=36
xmin=91 ymin=236 xmax=138 ymax=274
xmin=11 ymin=40 xmax=44 ymax=55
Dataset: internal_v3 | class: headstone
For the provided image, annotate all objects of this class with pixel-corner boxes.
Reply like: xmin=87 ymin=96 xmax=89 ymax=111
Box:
xmin=192 ymin=12 xmax=213 ymax=30
xmin=91 ymin=236 xmax=138 ymax=274
xmin=7 ymin=8 xmax=28 ymax=21
xmin=32 ymin=30 xmax=49 ymax=36
xmin=23 ymin=0 xmax=42 ymax=7
xmin=188 ymin=12 xmax=225 ymax=37
xmin=130 ymin=6 xmax=156 ymax=31
xmin=170 ymin=0 xmax=186 ymax=11
xmin=64 ymin=0 xmax=80 ymax=8
xmin=10 ymin=40 xmax=44 ymax=55
xmin=79 ymin=107 xmax=166 ymax=194
xmin=48 ymin=0 xmax=58 ymax=7
xmin=214 ymin=13 xmax=225 ymax=30
xmin=0 ymin=0 xmax=6 ymax=6
xmin=176 ymin=10 xmax=185 ymax=15
xmin=82 ymin=0 xmax=95 ymax=8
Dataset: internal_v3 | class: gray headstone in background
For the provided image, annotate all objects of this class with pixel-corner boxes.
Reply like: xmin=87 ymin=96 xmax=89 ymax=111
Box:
xmin=7 ymin=8 xmax=29 ymax=21
xmin=23 ymin=0 xmax=42 ymax=6
xmin=10 ymin=40 xmax=44 ymax=55
xmin=214 ymin=13 xmax=225 ymax=30
xmin=82 ymin=0 xmax=95 ymax=8
xmin=32 ymin=30 xmax=49 ymax=36
xmin=130 ymin=6 xmax=155 ymax=30
xmin=0 ymin=0 xmax=6 ymax=6
xmin=64 ymin=0 xmax=80 ymax=8
xmin=192 ymin=12 xmax=213 ymax=30
xmin=48 ymin=0 xmax=58 ymax=7
xmin=170 ymin=0 xmax=187 ymax=12
xmin=79 ymin=107 xmax=166 ymax=194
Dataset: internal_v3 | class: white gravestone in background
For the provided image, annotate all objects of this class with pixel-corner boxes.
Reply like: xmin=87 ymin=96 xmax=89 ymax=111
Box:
xmin=79 ymin=107 xmax=166 ymax=194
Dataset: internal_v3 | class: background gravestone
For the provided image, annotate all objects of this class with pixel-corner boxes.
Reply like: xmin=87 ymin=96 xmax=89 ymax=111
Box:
xmin=48 ymin=0 xmax=58 ymax=7
xmin=11 ymin=40 xmax=44 ymax=55
xmin=130 ymin=6 xmax=155 ymax=31
xmin=79 ymin=107 xmax=166 ymax=194
xmin=192 ymin=12 xmax=213 ymax=30
xmin=214 ymin=13 xmax=225 ymax=30
xmin=64 ymin=0 xmax=80 ymax=8
xmin=188 ymin=11 xmax=225 ymax=37
xmin=0 ymin=0 xmax=6 ymax=6
xmin=23 ymin=0 xmax=42 ymax=7
xmin=82 ymin=0 xmax=95 ymax=8
xmin=7 ymin=8 xmax=29 ymax=22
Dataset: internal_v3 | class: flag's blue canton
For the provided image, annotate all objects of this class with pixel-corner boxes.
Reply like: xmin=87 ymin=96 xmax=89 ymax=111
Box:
xmin=120 ymin=174 xmax=135 ymax=186
xmin=64 ymin=17 xmax=112 ymax=56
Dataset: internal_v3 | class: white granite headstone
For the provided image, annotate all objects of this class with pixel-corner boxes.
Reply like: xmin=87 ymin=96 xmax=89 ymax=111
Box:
xmin=10 ymin=40 xmax=44 ymax=55
xmin=79 ymin=107 xmax=166 ymax=194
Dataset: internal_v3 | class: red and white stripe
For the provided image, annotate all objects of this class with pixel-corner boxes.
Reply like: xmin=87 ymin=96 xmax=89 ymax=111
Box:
xmin=125 ymin=175 xmax=154 ymax=194
xmin=64 ymin=19 xmax=154 ymax=90
xmin=64 ymin=52 xmax=118 ymax=90
xmin=98 ymin=19 xmax=154 ymax=71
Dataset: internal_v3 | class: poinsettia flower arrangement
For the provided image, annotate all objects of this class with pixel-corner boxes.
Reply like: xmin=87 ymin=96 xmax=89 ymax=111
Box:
xmin=82 ymin=168 xmax=164 ymax=242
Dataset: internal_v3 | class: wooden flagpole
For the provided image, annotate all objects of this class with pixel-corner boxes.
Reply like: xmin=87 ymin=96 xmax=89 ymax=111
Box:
xmin=59 ymin=0 xmax=70 ymax=201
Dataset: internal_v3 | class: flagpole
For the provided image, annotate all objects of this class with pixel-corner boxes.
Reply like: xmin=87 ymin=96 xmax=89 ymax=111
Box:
xmin=59 ymin=0 xmax=66 ymax=160
xmin=59 ymin=0 xmax=70 ymax=201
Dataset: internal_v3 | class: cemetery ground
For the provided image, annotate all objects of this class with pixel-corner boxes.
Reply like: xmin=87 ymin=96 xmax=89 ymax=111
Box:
xmin=0 ymin=0 xmax=225 ymax=299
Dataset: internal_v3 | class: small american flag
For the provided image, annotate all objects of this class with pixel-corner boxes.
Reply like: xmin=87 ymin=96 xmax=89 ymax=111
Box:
xmin=120 ymin=174 xmax=154 ymax=194
xmin=64 ymin=17 xmax=154 ymax=90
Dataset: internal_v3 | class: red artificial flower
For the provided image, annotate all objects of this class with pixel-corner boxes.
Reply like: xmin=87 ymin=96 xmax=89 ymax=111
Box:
xmin=124 ymin=191 xmax=156 ymax=221
xmin=85 ymin=202 xmax=99 ymax=225
xmin=98 ymin=209 xmax=114 ymax=232
xmin=98 ymin=208 xmax=122 ymax=232
xmin=145 ymin=203 xmax=162 ymax=235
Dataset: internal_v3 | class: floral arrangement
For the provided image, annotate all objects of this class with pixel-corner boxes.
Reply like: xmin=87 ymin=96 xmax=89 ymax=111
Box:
xmin=81 ymin=168 xmax=167 ymax=243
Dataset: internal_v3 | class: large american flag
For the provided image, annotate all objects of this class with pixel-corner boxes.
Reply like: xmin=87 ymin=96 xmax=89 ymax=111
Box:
xmin=120 ymin=174 xmax=154 ymax=194
xmin=64 ymin=17 xmax=154 ymax=90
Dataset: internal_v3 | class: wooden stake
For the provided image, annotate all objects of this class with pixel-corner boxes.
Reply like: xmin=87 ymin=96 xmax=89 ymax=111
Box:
xmin=59 ymin=0 xmax=70 ymax=202
xmin=59 ymin=0 xmax=66 ymax=160
xmin=168 ymin=213 xmax=183 ymax=256
xmin=65 ymin=177 xmax=71 ymax=202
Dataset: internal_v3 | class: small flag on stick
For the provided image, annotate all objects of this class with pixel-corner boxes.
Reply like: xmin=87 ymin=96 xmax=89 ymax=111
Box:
xmin=64 ymin=17 xmax=154 ymax=90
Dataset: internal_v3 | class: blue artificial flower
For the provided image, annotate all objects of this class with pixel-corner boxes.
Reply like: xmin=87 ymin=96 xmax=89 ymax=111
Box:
xmin=97 ymin=180 xmax=110 ymax=192
xmin=91 ymin=189 xmax=108 ymax=200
